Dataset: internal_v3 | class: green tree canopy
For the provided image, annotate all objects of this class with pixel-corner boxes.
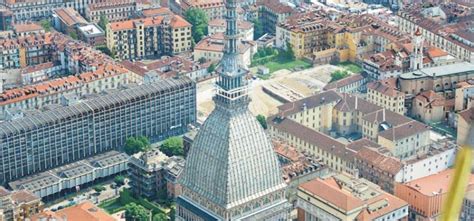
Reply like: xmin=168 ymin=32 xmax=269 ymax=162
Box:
xmin=69 ymin=30 xmax=78 ymax=40
xmin=39 ymin=19 xmax=52 ymax=32
xmin=160 ymin=136 xmax=183 ymax=156
xmin=207 ymin=63 xmax=217 ymax=73
xmin=330 ymin=70 xmax=350 ymax=82
xmin=251 ymin=19 xmax=264 ymax=40
xmin=153 ymin=213 xmax=168 ymax=221
xmin=114 ymin=175 xmax=125 ymax=186
xmin=198 ymin=57 xmax=207 ymax=64
xmin=256 ymin=114 xmax=268 ymax=130
xmin=93 ymin=185 xmax=106 ymax=193
xmin=98 ymin=15 xmax=109 ymax=32
xmin=184 ymin=8 xmax=208 ymax=43
xmin=283 ymin=41 xmax=295 ymax=61
xmin=125 ymin=203 xmax=150 ymax=221
xmin=125 ymin=136 xmax=151 ymax=155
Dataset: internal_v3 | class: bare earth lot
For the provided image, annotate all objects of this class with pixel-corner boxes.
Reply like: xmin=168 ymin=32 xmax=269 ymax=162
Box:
xmin=197 ymin=64 xmax=343 ymax=120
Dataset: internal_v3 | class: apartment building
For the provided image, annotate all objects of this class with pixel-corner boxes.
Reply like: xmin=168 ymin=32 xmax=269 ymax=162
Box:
xmin=395 ymin=169 xmax=474 ymax=220
xmin=9 ymin=151 xmax=129 ymax=200
xmin=397 ymin=4 xmax=474 ymax=63
xmin=0 ymin=77 xmax=196 ymax=185
xmin=121 ymin=55 xmax=211 ymax=82
xmin=129 ymin=149 xmax=185 ymax=199
xmin=106 ymin=14 xmax=192 ymax=60
xmin=20 ymin=62 xmax=63 ymax=85
xmin=0 ymin=187 xmax=42 ymax=221
xmin=367 ymin=78 xmax=405 ymax=115
xmin=0 ymin=9 xmax=13 ymax=31
xmin=355 ymin=139 xmax=457 ymax=193
xmin=323 ymin=74 xmax=368 ymax=94
xmin=194 ymin=33 xmax=257 ymax=68
xmin=0 ymin=64 xmax=132 ymax=120
xmin=180 ymin=0 xmax=225 ymax=20
xmin=297 ymin=173 xmax=409 ymax=221
xmin=85 ymin=0 xmax=137 ymax=23
xmin=257 ymin=0 xmax=294 ymax=34
xmin=461 ymin=191 xmax=474 ymax=221
xmin=0 ymin=32 xmax=111 ymax=72
xmin=3 ymin=0 xmax=95 ymax=22
xmin=208 ymin=19 xmax=254 ymax=41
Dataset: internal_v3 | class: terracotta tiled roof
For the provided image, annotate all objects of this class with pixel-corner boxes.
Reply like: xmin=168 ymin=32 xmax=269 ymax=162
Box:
xmin=300 ymin=178 xmax=365 ymax=211
xmin=54 ymin=8 xmax=88 ymax=27
xmin=367 ymin=78 xmax=403 ymax=97
xmin=356 ymin=147 xmax=402 ymax=175
xmin=12 ymin=23 xmax=43 ymax=33
xmin=415 ymin=90 xmax=446 ymax=107
xmin=257 ymin=0 xmax=294 ymax=14
xmin=31 ymin=201 xmax=116 ymax=221
xmin=323 ymin=74 xmax=365 ymax=91
xmin=10 ymin=190 xmax=40 ymax=204
xmin=277 ymin=90 xmax=341 ymax=118
xmin=378 ymin=120 xmax=430 ymax=141
xmin=268 ymin=117 xmax=356 ymax=161
xmin=403 ymin=169 xmax=474 ymax=196
xmin=459 ymin=107 xmax=474 ymax=124
xmin=110 ymin=14 xmax=190 ymax=32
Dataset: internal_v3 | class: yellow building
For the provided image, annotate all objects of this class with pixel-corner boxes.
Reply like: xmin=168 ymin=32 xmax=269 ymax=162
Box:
xmin=269 ymin=90 xmax=430 ymax=161
xmin=106 ymin=14 xmax=192 ymax=60
xmin=367 ymin=78 xmax=405 ymax=115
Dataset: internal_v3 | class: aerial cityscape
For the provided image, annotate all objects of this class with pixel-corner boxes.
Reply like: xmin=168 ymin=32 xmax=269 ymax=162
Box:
xmin=0 ymin=0 xmax=473 ymax=220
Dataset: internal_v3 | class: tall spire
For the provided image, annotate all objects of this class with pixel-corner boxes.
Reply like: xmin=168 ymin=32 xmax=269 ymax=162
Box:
xmin=176 ymin=1 xmax=289 ymax=220
xmin=214 ymin=0 xmax=250 ymax=109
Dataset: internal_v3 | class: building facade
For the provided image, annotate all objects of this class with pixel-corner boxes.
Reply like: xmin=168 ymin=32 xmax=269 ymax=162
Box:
xmin=0 ymin=77 xmax=196 ymax=185
xmin=85 ymin=0 xmax=137 ymax=23
xmin=106 ymin=14 xmax=192 ymax=60
xmin=297 ymin=173 xmax=409 ymax=221
xmin=129 ymin=149 xmax=185 ymax=199
xmin=9 ymin=151 xmax=129 ymax=200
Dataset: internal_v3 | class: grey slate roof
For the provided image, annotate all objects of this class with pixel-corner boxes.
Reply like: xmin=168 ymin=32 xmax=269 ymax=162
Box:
xmin=180 ymin=106 xmax=286 ymax=209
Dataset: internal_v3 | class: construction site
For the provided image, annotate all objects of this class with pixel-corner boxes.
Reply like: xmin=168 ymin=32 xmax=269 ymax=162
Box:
xmin=197 ymin=64 xmax=343 ymax=121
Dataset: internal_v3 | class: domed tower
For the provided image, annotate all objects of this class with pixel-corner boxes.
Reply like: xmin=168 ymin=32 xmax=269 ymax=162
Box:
xmin=175 ymin=0 xmax=289 ymax=220
xmin=410 ymin=28 xmax=424 ymax=71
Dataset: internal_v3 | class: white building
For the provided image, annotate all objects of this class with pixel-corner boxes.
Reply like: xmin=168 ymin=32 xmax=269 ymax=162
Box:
xmin=208 ymin=18 xmax=254 ymax=41
xmin=9 ymin=151 xmax=129 ymax=199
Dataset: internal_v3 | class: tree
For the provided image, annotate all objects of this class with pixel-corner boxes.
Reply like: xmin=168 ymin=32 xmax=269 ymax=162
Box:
xmin=125 ymin=136 xmax=151 ymax=155
xmin=184 ymin=8 xmax=208 ymax=43
xmin=125 ymin=203 xmax=150 ymax=221
xmin=39 ymin=19 xmax=52 ymax=32
xmin=93 ymin=185 xmax=106 ymax=193
xmin=96 ymin=45 xmax=114 ymax=58
xmin=283 ymin=41 xmax=295 ymax=61
xmin=160 ymin=136 xmax=183 ymax=156
xmin=251 ymin=19 xmax=264 ymax=40
xmin=256 ymin=114 xmax=268 ymax=130
xmin=330 ymin=70 xmax=350 ymax=82
xmin=198 ymin=57 xmax=207 ymax=64
xmin=207 ymin=63 xmax=217 ymax=73
xmin=98 ymin=15 xmax=109 ymax=33
xmin=69 ymin=30 xmax=78 ymax=40
xmin=153 ymin=213 xmax=168 ymax=221
xmin=114 ymin=175 xmax=125 ymax=186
